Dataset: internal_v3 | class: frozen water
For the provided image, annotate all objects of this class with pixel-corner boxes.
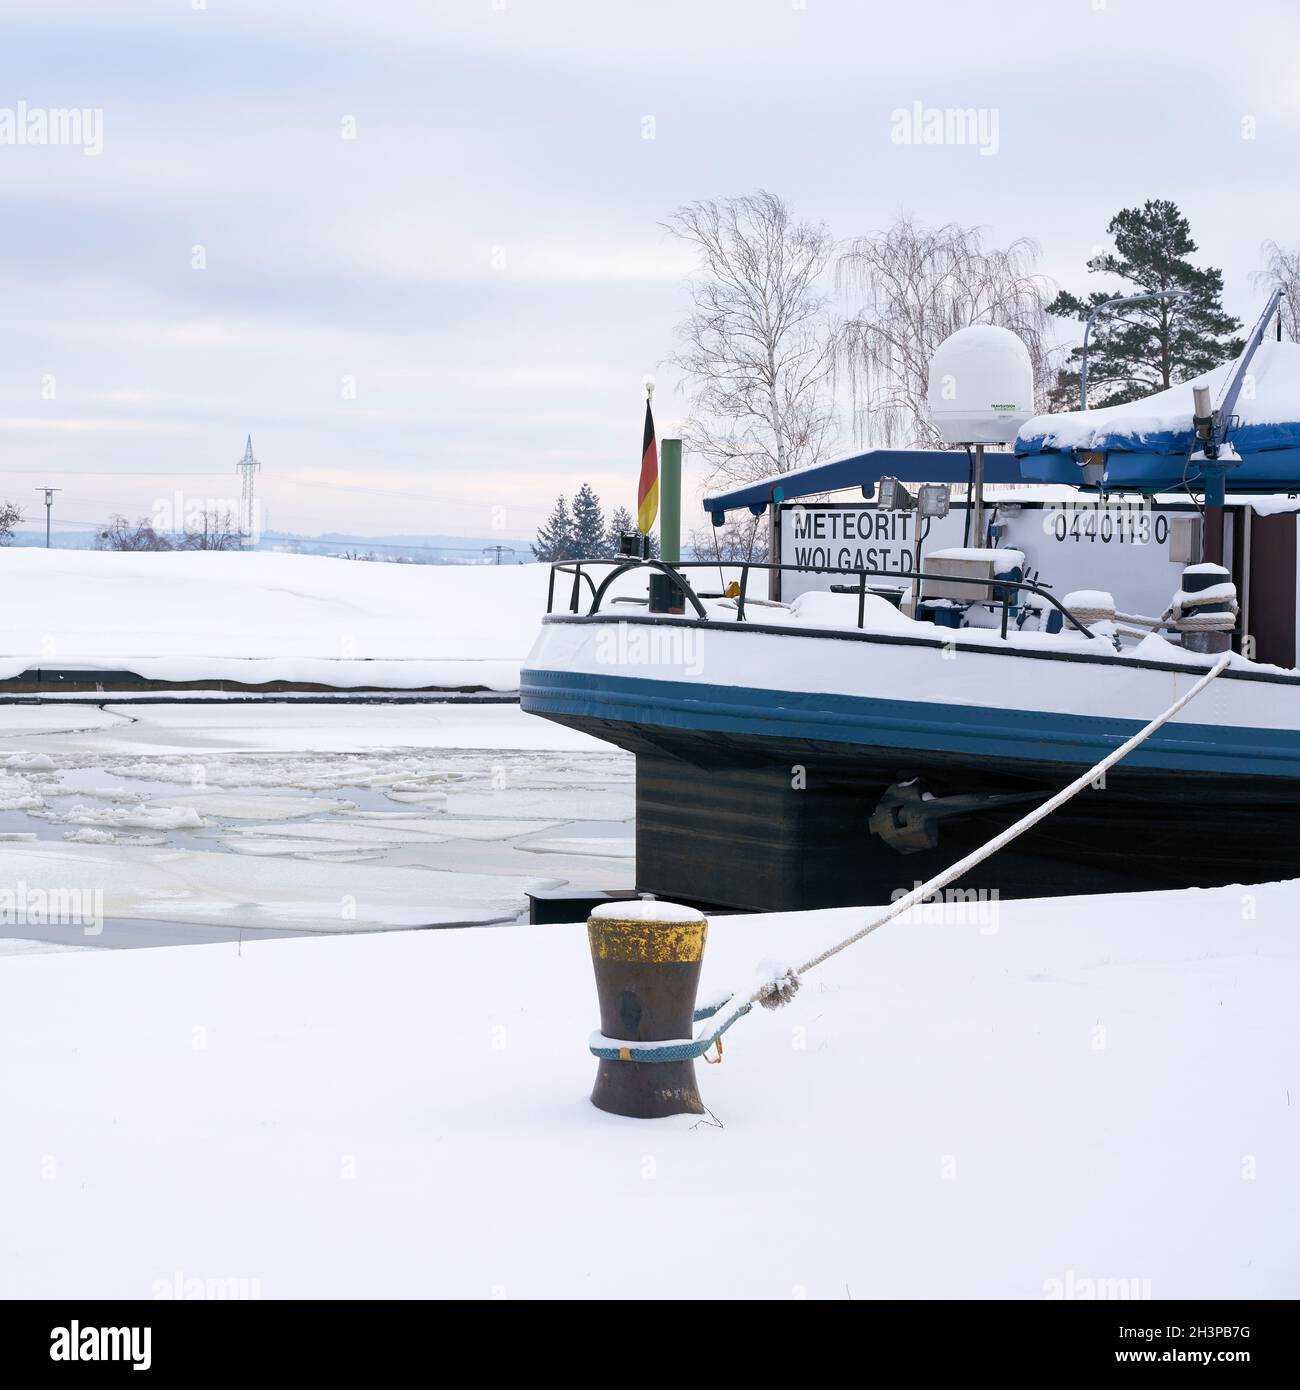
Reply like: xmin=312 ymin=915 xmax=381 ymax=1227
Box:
xmin=0 ymin=703 xmax=631 ymax=947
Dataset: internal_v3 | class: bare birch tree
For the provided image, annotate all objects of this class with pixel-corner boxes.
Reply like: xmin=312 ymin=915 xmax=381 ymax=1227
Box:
xmin=687 ymin=513 xmax=769 ymax=564
xmin=833 ymin=217 xmax=1057 ymax=446
xmin=665 ymin=191 xmax=837 ymax=500
xmin=1256 ymin=241 xmax=1300 ymax=343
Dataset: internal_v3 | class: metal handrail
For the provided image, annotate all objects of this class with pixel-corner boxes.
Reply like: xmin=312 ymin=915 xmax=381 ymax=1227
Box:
xmin=547 ymin=558 xmax=1097 ymax=641
xmin=591 ymin=560 xmax=711 ymax=621
xmin=547 ymin=562 xmax=600 ymax=615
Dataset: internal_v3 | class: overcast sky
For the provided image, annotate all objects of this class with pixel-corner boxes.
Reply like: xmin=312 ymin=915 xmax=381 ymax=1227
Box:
xmin=1 ymin=0 xmax=1297 ymax=541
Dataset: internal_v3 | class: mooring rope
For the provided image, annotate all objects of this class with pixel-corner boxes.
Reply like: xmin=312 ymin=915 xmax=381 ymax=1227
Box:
xmin=786 ymin=650 xmax=1232 ymax=986
xmin=590 ymin=650 xmax=1232 ymax=1064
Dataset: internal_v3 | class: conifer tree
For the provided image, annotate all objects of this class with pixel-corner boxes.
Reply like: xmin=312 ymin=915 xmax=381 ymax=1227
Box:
xmin=1048 ymin=200 xmax=1242 ymax=409
xmin=570 ymin=482 xmax=609 ymax=558
xmin=532 ymin=494 xmax=575 ymax=561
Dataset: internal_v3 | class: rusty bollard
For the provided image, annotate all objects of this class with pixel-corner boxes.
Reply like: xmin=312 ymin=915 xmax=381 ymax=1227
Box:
xmin=588 ymin=901 xmax=707 ymax=1119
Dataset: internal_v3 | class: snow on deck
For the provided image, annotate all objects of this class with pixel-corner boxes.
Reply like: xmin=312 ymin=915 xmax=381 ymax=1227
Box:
xmin=0 ymin=550 xmax=549 ymax=691
xmin=3 ymin=880 xmax=1297 ymax=1298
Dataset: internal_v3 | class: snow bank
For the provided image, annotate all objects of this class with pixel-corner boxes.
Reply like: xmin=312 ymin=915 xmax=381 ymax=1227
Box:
xmin=3 ymin=879 xmax=1297 ymax=1297
xmin=0 ymin=550 xmax=550 ymax=691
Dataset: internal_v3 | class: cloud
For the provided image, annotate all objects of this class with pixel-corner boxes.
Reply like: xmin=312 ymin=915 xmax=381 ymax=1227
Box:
xmin=1 ymin=0 xmax=1298 ymax=537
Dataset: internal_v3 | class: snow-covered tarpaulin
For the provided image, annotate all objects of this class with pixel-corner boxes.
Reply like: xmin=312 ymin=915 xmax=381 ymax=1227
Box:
xmin=1016 ymin=339 xmax=1300 ymax=492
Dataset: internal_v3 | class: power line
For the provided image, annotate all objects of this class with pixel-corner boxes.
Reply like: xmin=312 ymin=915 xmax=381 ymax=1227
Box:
xmin=19 ymin=519 xmax=530 ymax=556
xmin=5 ymin=469 xmax=454 ymax=501
xmin=3 ymin=465 xmax=539 ymax=513
xmin=279 ymin=537 xmax=529 ymax=556
xmin=5 ymin=469 xmax=473 ymax=508
xmin=1 ymin=470 xmax=232 ymax=477
xmin=296 ymin=478 xmax=458 ymax=503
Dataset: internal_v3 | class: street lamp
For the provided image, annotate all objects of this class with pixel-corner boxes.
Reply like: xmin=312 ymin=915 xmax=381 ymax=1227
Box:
xmin=1080 ymin=289 xmax=1192 ymax=410
xmin=36 ymin=487 xmax=62 ymax=548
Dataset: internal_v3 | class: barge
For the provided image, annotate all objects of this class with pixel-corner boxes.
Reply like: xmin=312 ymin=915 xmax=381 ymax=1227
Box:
xmin=522 ymin=297 xmax=1300 ymax=910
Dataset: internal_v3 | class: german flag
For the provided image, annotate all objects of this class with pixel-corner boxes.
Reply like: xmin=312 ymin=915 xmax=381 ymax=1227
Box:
xmin=637 ymin=396 xmax=658 ymax=535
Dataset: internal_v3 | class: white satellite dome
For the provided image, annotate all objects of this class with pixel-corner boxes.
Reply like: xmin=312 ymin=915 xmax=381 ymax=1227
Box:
xmin=927 ymin=325 xmax=1034 ymax=445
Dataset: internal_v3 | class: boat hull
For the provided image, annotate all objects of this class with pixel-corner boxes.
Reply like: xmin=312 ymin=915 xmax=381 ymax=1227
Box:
xmin=521 ymin=616 xmax=1300 ymax=910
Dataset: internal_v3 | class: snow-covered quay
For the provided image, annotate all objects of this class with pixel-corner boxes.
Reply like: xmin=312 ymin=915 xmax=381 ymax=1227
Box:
xmin=0 ymin=550 xmax=548 ymax=691
xmin=3 ymin=877 xmax=1297 ymax=1298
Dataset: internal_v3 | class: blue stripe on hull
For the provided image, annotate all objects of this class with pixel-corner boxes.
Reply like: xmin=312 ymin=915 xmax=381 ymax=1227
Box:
xmin=520 ymin=668 xmax=1300 ymax=779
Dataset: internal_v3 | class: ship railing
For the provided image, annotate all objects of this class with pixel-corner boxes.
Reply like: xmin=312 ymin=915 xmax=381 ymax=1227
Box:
xmin=546 ymin=559 xmax=1098 ymax=642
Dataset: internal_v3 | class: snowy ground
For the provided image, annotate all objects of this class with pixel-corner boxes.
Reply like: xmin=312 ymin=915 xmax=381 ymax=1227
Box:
xmin=3 ymin=697 xmax=1296 ymax=1298
xmin=0 ymin=550 xmax=549 ymax=690
xmin=0 ymin=704 xmax=629 ymax=946
xmin=2 ymin=877 xmax=1297 ymax=1298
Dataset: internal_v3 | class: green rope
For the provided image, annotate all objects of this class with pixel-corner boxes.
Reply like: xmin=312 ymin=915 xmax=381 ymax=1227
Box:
xmin=588 ymin=994 xmax=751 ymax=1064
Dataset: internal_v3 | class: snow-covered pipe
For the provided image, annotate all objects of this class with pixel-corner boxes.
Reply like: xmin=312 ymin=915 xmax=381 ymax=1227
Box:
xmin=660 ymin=438 xmax=682 ymax=565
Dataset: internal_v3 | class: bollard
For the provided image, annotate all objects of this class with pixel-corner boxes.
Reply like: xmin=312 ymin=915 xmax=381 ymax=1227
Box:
xmin=587 ymin=901 xmax=707 ymax=1119
xmin=1179 ymin=562 xmax=1235 ymax=655
xmin=647 ymin=570 xmax=687 ymax=615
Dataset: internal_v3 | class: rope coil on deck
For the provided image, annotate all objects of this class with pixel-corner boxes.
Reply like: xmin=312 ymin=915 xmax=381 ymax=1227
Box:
xmin=589 ymin=651 xmax=1232 ymax=1065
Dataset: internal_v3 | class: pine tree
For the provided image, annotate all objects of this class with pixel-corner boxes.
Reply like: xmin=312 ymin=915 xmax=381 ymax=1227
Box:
xmin=570 ymin=482 xmax=608 ymax=558
xmin=1044 ymin=365 xmax=1082 ymax=414
xmin=532 ymin=494 xmax=575 ymax=561
xmin=1048 ymin=200 xmax=1243 ymax=409
xmin=606 ymin=506 xmax=636 ymax=554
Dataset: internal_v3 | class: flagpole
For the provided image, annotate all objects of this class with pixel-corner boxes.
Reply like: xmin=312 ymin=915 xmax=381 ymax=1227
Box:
xmin=645 ymin=380 xmax=654 ymax=566
xmin=640 ymin=379 xmax=657 ymax=561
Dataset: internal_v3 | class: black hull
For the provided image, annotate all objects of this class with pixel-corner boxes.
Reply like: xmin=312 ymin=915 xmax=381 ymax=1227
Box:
xmin=548 ymin=711 xmax=1300 ymax=911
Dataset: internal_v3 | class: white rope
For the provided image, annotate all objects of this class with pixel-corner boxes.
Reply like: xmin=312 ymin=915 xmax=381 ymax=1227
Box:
xmin=741 ymin=650 xmax=1233 ymax=1011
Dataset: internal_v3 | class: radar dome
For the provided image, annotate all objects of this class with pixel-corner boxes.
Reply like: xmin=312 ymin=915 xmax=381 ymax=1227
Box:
xmin=927 ymin=325 xmax=1034 ymax=445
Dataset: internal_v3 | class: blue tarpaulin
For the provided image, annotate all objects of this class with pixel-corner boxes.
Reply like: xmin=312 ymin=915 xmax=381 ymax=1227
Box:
xmin=1016 ymin=338 xmax=1300 ymax=493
